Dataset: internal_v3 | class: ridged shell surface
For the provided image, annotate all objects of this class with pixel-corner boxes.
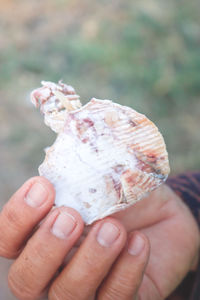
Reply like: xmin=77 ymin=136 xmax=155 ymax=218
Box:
xmin=32 ymin=82 xmax=170 ymax=224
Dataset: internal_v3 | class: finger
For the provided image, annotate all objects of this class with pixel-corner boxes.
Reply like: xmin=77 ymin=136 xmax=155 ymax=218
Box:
xmin=49 ymin=218 xmax=127 ymax=300
xmin=8 ymin=207 xmax=84 ymax=300
xmin=98 ymin=231 xmax=150 ymax=300
xmin=0 ymin=176 xmax=55 ymax=258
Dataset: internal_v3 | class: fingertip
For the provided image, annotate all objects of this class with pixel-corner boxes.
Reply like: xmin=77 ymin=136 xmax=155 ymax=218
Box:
xmin=92 ymin=217 xmax=127 ymax=248
xmin=59 ymin=206 xmax=84 ymax=228
xmin=138 ymin=231 xmax=151 ymax=254
xmin=36 ymin=176 xmax=56 ymax=207
xmin=36 ymin=176 xmax=55 ymax=192
xmin=11 ymin=176 xmax=55 ymax=206
xmin=0 ymin=177 xmax=55 ymax=259
xmin=103 ymin=217 xmax=127 ymax=237
xmin=128 ymin=231 xmax=150 ymax=258
xmin=48 ymin=206 xmax=85 ymax=235
xmin=27 ymin=176 xmax=55 ymax=203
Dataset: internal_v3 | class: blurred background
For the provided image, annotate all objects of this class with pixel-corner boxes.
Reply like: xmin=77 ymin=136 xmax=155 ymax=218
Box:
xmin=1 ymin=0 xmax=200 ymax=203
xmin=0 ymin=0 xmax=200 ymax=298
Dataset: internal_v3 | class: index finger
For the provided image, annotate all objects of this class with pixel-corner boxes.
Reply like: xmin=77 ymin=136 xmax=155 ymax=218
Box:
xmin=0 ymin=176 xmax=55 ymax=258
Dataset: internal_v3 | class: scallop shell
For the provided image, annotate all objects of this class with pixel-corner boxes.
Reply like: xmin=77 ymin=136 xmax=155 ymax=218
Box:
xmin=31 ymin=81 xmax=170 ymax=224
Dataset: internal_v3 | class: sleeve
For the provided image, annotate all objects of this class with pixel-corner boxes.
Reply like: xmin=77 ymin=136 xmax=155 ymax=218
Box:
xmin=167 ymin=172 xmax=200 ymax=228
xmin=166 ymin=172 xmax=200 ymax=300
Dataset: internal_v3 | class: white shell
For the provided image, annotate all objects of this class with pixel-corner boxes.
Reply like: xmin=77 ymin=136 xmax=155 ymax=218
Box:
xmin=31 ymin=81 xmax=170 ymax=224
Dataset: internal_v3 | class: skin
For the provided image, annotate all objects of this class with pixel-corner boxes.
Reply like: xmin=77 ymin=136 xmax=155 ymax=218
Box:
xmin=0 ymin=176 xmax=199 ymax=300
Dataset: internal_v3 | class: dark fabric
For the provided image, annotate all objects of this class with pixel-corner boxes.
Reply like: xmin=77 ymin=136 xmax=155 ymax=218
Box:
xmin=167 ymin=172 xmax=200 ymax=228
xmin=166 ymin=172 xmax=200 ymax=300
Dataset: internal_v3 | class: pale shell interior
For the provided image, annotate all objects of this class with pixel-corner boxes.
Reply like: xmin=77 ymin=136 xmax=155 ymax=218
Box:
xmin=32 ymin=81 xmax=170 ymax=224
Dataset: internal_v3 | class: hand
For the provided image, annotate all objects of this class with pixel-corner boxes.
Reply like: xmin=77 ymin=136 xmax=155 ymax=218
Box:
xmin=112 ymin=184 xmax=200 ymax=299
xmin=0 ymin=177 xmax=150 ymax=300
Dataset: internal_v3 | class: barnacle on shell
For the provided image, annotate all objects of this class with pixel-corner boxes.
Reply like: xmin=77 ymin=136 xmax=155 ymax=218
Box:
xmin=31 ymin=81 xmax=170 ymax=224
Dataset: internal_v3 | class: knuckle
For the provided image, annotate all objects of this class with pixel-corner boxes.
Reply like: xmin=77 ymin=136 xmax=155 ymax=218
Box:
xmin=30 ymin=239 xmax=55 ymax=263
xmin=0 ymin=243 xmax=19 ymax=258
xmin=3 ymin=204 xmax=24 ymax=232
xmin=84 ymin=252 xmax=98 ymax=272
xmin=49 ymin=284 xmax=75 ymax=300
xmin=82 ymin=251 xmax=103 ymax=275
xmin=99 ymin=275 xmax=138 ymax=300
xmin=8 ymin=269 xmax=38 ymax=300
xmin=99 ymin=286 xmax=125 ymax=300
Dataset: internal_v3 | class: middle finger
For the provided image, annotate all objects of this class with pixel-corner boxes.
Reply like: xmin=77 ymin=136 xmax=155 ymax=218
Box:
xmin=8 ymin=207 xmax=84 ymax=300
xmin=49 ymin=218 xmax=127 ymax=300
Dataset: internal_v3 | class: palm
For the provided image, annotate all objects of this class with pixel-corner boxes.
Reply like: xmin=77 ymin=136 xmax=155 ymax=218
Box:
xmin=112 ymin=184 xmax=199 ymax=299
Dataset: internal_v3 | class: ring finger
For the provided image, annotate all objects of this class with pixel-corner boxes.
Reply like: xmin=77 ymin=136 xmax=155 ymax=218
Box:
xmin=98 ymin=231 xmax=150 ymax=299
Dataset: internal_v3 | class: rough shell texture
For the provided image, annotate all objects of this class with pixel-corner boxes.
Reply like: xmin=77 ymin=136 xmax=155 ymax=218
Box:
xmin=31 ymin=81 xmax=170 ymax=224
xmin=31 ymin=81 xmax=82 ymax=133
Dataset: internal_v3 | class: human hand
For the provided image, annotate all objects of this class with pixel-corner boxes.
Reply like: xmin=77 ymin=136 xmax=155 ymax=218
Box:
xmin=111 ymin=184 xmax=200 ymax=299
xmin=0 ymin=177 xmax=150 ymax=300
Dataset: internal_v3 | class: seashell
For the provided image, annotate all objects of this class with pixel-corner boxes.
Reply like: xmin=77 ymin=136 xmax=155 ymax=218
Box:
xmin=31 ymin=81 xmax=170 ymax=224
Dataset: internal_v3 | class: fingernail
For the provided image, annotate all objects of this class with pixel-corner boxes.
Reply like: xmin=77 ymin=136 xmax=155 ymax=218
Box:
xmin=128 ymin=234 xmax=145 ymax=256
xmin=51 ymin=212 xmax=77 ymax=239
xmin=97 ymin=222 xmax=120 ymax=247
xmin=25 ymin=183 xmax=48 ymax=208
